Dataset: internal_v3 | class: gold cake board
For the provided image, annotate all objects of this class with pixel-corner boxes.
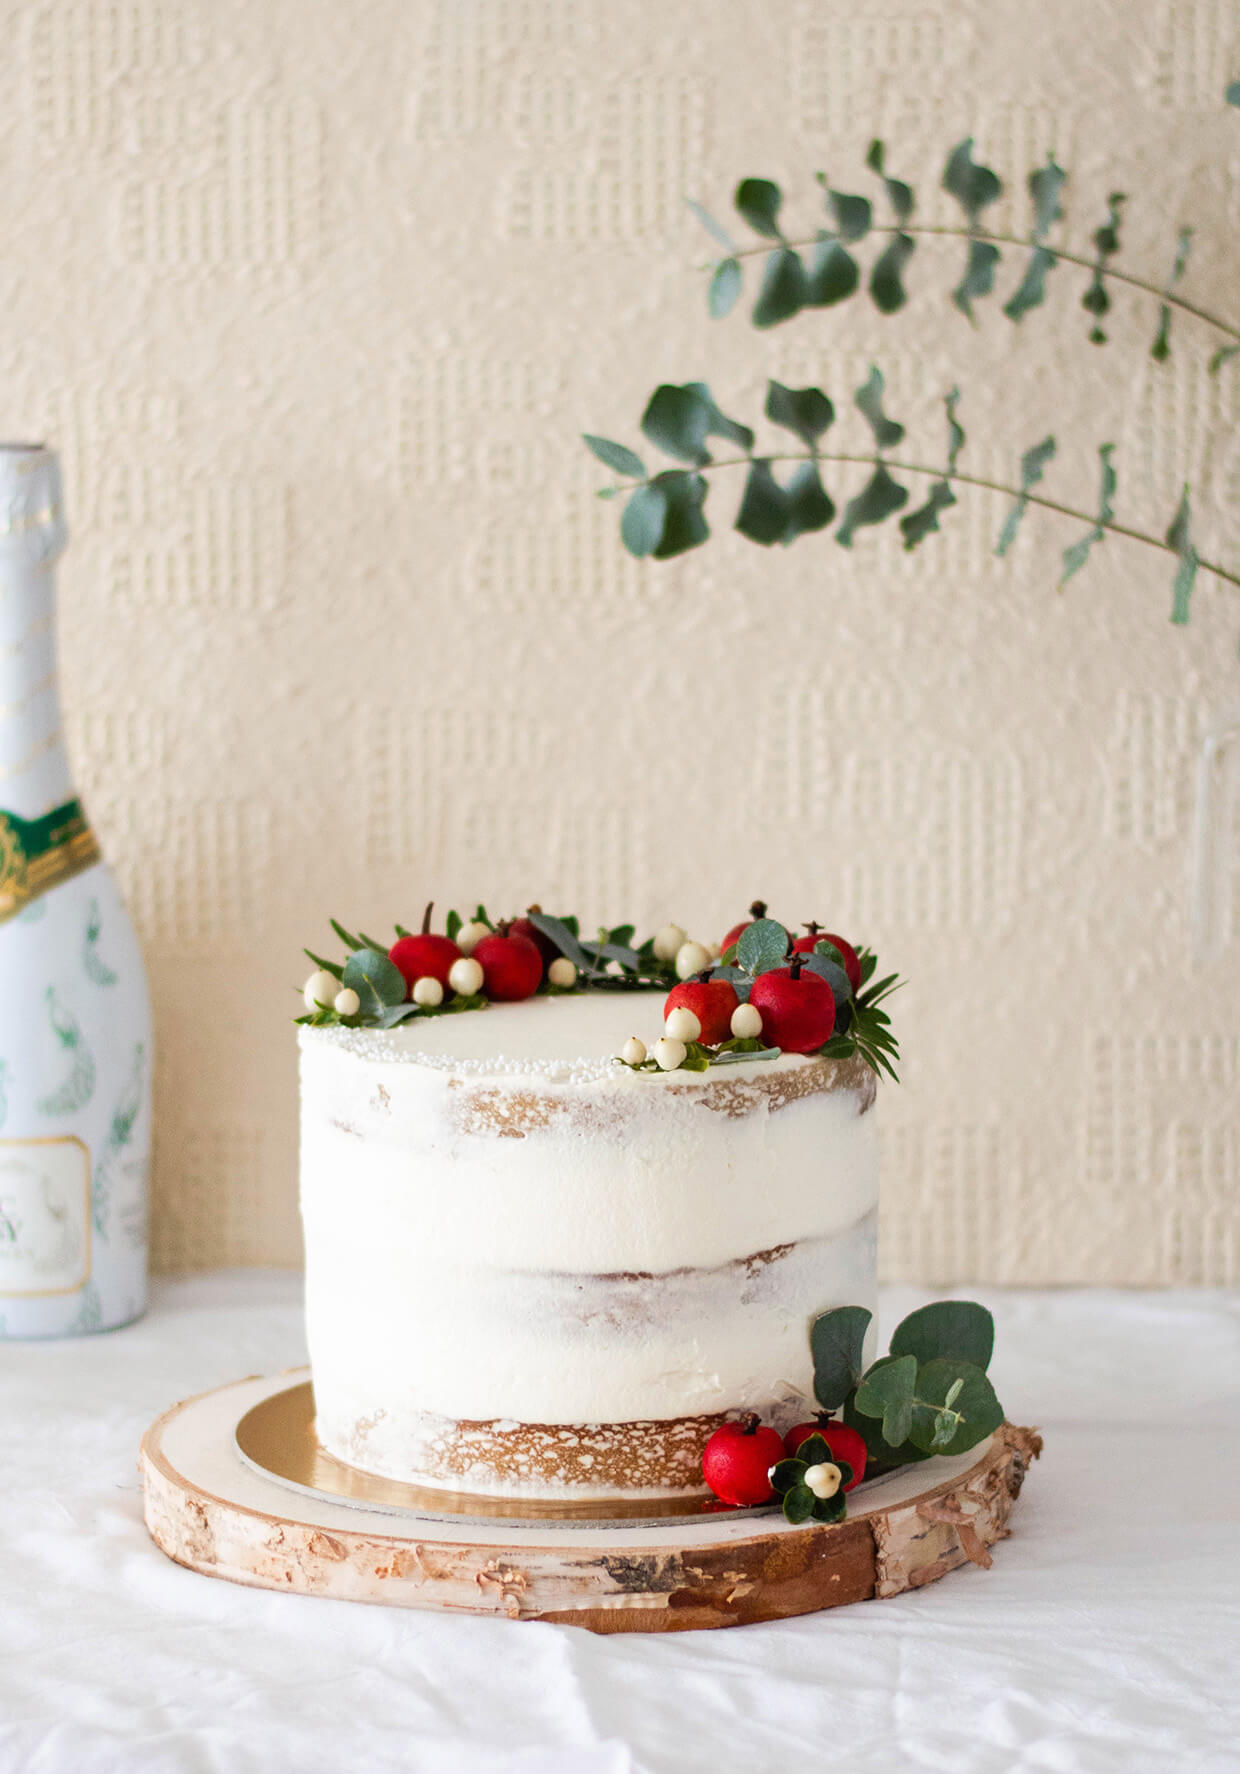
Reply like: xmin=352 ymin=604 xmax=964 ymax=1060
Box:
xmin=140 ymin=1368 xmax=1041 ymax=1634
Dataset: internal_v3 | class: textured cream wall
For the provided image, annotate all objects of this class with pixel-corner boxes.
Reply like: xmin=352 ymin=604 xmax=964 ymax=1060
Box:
xmin=2 ymin=0 xmax=1237 ymax=1281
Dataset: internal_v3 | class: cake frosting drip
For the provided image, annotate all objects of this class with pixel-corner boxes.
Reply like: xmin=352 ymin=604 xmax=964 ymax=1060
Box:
xmin=300 ymin=990 xmax=879 ymax=1498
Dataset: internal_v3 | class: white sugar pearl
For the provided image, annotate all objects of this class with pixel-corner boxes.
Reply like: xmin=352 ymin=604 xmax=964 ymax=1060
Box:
xmin=456 ymin=920 xmax=490 ymax=956
xmin=303 ymin=969 xmax=340 ymax=1012
xmin=412 ymin=975 xmax=444 ymax=1007
xmin=448 ymin=956 xmax=485 ymax=996
xmin=730 ymin=1002 xmax=763 ymax=1039
xmin=674 ymin=940 xmax=712 ymax=980
xmin=548 ymin=957 xmax=577 ymax=988
xmin=652 ymin=1036 xmax=687 ymax=1071
xmin=333 ymin=987 xmax=361 ymax=1018
xmin=664 ymin=1005 xmax=702 ymax=1043
xmin=803 ymin=1461 xmax=842 ymax=1500
xmin=652 ymin=922 xmax=687 ymax=962
xmin=620 ymin=1036 xmax=647 ymax=1066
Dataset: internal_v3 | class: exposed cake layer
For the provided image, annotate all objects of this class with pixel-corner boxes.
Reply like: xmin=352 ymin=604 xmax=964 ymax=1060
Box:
xmin=299 ymin=992 xmax=879 ymax=1496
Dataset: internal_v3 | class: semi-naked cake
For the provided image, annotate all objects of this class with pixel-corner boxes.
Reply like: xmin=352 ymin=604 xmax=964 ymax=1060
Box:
xmin=299 ymin=922 xmax=886 ymax=1500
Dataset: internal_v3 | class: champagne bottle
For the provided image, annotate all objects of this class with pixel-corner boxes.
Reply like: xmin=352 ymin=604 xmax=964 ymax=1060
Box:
xmin=0 ymin=445 xmax=152 ymax=1336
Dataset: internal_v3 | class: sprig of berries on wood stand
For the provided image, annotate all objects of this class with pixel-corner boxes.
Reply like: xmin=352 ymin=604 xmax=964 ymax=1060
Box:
xmin=699 ymin=1300 xmax=1006 ymax=1519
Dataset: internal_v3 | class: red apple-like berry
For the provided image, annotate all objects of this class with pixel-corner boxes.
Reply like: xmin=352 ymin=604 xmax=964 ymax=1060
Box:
xmin=389 ymin=902 xmax=462 ymax=995
xmin=473 ymin=926 xmax=544 ymax=1002
xmin=702 ymin=1413 xmax=785 ymax=1506
xmin=790 ymin=924 xmax=862 ymax=993
xmin=509 ymin=905 xmax=559 ymax=977
xmin=663 ymin=977 xmax=739 ymax=1046
xmin=720 ymin=899 xmax=789 ymax=957
xmin=748 ymin=956 xmax=836 ymax=1054
xmin=783 ymin=1417 xmax=867 ymax=1490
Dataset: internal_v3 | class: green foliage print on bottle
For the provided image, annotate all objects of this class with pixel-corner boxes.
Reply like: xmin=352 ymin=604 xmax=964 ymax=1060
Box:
xmin=83 ymin=898 xmax=118 ymax=986
xmin=66 ymin=1280 xmax=103 ymax=1334
xmin=37 ymin=988 xmax=97 ymax=1116
xmin=92 ymin=1042 xmax=145 ymax=1239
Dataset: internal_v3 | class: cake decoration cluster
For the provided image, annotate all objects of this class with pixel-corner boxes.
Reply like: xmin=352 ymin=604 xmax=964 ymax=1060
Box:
xmin=296 ymin=896 xmax=900 ymax=1079
xmin=700 ymin=1300 xmax=1005 ymax=1521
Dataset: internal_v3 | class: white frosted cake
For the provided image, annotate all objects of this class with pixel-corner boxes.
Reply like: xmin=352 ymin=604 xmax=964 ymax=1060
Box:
xmin=299 ymin=986 xmax=879 ymax=1499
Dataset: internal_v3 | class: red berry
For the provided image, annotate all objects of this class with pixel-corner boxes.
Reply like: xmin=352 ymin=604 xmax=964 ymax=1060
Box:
xmin=474 ymin=927 xmax=543 ymax=1001
xmin=748 ymin=958 xmax=835 ymax=1054
xmin=783 ymin=1418 xmax=867 ymax=1490
xmin=663 ymin=978 xmax=739 ymax=1046
xmin=790 ymin=926 xmax=862 ymax=993
xmin=509 ymin=907 xmax=558 ymax=978
xmin=389 ymin=902 xmax=461 ymax=995
xmin=720 ymin=899 xmax=789 ymax=957
xmin=701 ymin=1413 xmax=785 ymax=1506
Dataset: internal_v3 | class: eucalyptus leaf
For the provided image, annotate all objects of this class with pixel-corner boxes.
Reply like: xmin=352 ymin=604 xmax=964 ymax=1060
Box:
xmin=796 ymin=951 xmax=850 ymax=1007
xmin=889 ymin=1300 xmax=995 ymax=1371
xmin=707 ymin=1045 xmax=781 ymax=1065
xmin=686 ymin=197 xmax=735 ymax=251
xmin=734 ymin=177 xmax=784 ymax=239
xmin=1165 ymin=485 xmax=1198 ymax=625
xmin=907 ymin=1359 xmax=1004 ymax=1456
xmin=621 ymin=483 xmax=668 ymax=557
xmin=1228 ymin=79 xmax=1240 ymax=105
xmin=806 ymin=237 xmax=859 ymax=306
xmin=953 ymin=238 xmax=1001 ymax=320
xmin=342 ymin=947 xmax=408 ymax=1018
xmin=900 ymin=480 xmax=957 ymax=549
xmin=854 ymin=1352 xmax=917 ymax=1421
xmin=765 ymin=380 xmax=834 ymax=449
xmin=650 ymin=469 xmax=709 ymax=559
xmin=1082 ymin=192 xmax=1125 ymax=343
xmin=735 ymin=460 xmax=789 ymax=546
xmin=525 ymin=911 xmax=591 ymax=972
xmin=1059 ymin=443 xmax=1116 ymax=586
xmin=375 ymin=1002 xmax=421 ymax=1029
xmin=709 ymin=257 xmax=743 ymax=318
xmin=1150 ymin=228 xmax=1192 ymax=363
xmin=583 ymin=435 xmax=646 ymax=478
xmin=870 ymin=232 xmax=915 ymax=313
xmin=1209 ymin=342 xmax=1240 ymax=374
xmin=942 ymin=138 xmax=1002 ymax=223
xmin=995 ymin=435 xmax=1056 ymax=556
xmin=836 ymin=463 xmax=908 ymax=547
xmin=736 ymin=917 xmax=790 ymax=975
xmin=825 ymin=187 xmax=872 ymax=241
xmin=753 ymin=248 xmax=807 ymax=328
xmin=641 ymin=385 xmax=711 ymax=465
xmin=854 ymin=366 xmax=905 ymax=449
xmin=1003 ymin=244 xmax=1057 ymax=321
xmin=782 ymin=461 xmax=835 ymax=542
xmin=1029 ymin=156 xmax=1066 ymax=241
xmin=684 ymin=383 xmax=755 ymax=452
xmin=809 ymin=1304 xmax=872 ymax=1409
xmin=866 ymin=139 xmax=914 ymax=221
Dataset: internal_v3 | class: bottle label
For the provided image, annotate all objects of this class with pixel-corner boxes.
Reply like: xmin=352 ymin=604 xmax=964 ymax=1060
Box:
xmin=0 ymin=1136 xmax=91 ymax=1296
xmin=0 ymin=798 xmax=100 ymax=925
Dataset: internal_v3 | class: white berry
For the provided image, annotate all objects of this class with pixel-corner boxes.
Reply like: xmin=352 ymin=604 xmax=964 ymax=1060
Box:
xmin=653 ymin=1036 xmax=687 ymax=1071
xmin=652 ymin=922 xmax=687 ymax=962
xmin=412 ymin=975 xmax=444 ymax=1007
xmin=620 ymin=1036 xmax=647 ymax=1066
xmin=456 ymin=920 xmax=490 ymax=956
xmin=664 ymin=1005 xmax=702 ymax=1043
xmin=333 ymin=987 xmax=361 ymax=1018
xmin=303 ymin=969 xmax=339 ymax=1012
xmin=730 ymin=1001 xmax=764 ymax=1039
xmin=548 ymin=957 xmax=577 ymax=988
xmin=675 ymin=940 xmax=712 ymax=980
xmin=448 ymin=956 xmax=484 ymax=996
xmin=803 ymin=1461 xmax=842 ymax=1500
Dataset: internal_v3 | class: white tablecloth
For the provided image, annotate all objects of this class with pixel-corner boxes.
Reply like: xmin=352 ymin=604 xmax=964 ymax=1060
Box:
xmin=2 ymin=1274 xmax=1237 ymax=1774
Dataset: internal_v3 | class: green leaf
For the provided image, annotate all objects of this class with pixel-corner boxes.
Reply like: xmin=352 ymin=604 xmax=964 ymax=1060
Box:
xmin=736 ymin=917 xmax=789 ymax=975
xmin=342 ymin=947 xmax=408 ymax=1018
xmin=771 ymin=1458 xmax=808 ymax=1491
xmin=765 ymin=381 xmax=834 ymax=450
xmin=810 ymin=1304 xmax=872 ymax=1409
xmin=1165 ymin=485 xmax=1198 ymax=625
xmin=735 ymin=460 xmax=789 ymax=546
xmin=823 ymin=184 xmax=872 ymax=241
xmin=841 ymin=1387 xmax=929 ymax=1473
xmin=1081 ymin=193 xmax=1125 ymax=343
xmin=869 ymin=233 xmax=915 ymax=313
xmin=525 ymin=911 xmax=591 ymax=971
xmin=900 ymin=480 xmax=956 ymax=549
xmin=1059 ymin=443 xmax=1116 ymax=586
xmin=752 ymin=248 xmax=807 ymax=327
xmin=1029 ymin=156 xmax=1066 ymax=241
xmin=854 ymin=1352 xmax=918 ymax=1448
xmin=944 ymin=1376 xmax=964 ymax=1409
xmin=941 ymin=138 xmax=1002 ymax=223
xmin=819 ymin=1035 xmax=857 ymax=1059
xmin=858 ymin=950 xmax=878 ymax=985
xmin=952 ymin=238 xmax=1001 ymax=320
xmin=1003 ymin=245 xmax=1057 ymax=322
xmin=303 ymin=949 xmax=344 ymax=981
xmin=1209 ymin=342 xmax=1240 ymax=374
xmin=621 ymin=483 xmax=668 ymax=557
xmin=445 ymin=909 xmax=462 ymax=943
xmin=865 ymin=139 xmax=914 ymax=221
xmin=811 ymin=1490 xmax=848 ymax=1524
xmin=995 ymin=435 xmax=1056 ymax=556
xmin=686 ymin=198 xmax=735 ymax=251
xmin=648 ymin=470 xmax=709 ymax=559
xmin=806 ymin=237 xmax=859 ymax=306
xmin=330 ymin=919 xmax=364 ymax=952
xmin=709 ymin=257 xmax=742 ymax=318
xmin=797 ymin=951 xmax=850 ymax=1006
xmin=944 ymin=387 xmax=965 ymax=472
xmin=782 ymin=462 xmax=835 ymax=543
xmin=854 ymin=366 xmax=905 ymax=449
xmin=684 ymin=383 xmax=755 ymax=452
xmin=641 ymin=385 xmax=711 ymax=466
xmin=1228 ymin=78 xmax=1240 ymax=105
xmin=1150 ymin=228 xmax=1191 ymax=363
xmin=583 ymin=435 xmax=646 ymax=478
xmin=889 ymin=1300 xmax=995 ymax=1371
xmin=782 ymin=1483 xmax=816 ymax=1525
xmin=907 ymin=1360 xmax=1004 ymax=1456
xmin=836 ymin=463 xmax=908 ymax=547
xmin=734 ymin=177 xmax=783 ymax=239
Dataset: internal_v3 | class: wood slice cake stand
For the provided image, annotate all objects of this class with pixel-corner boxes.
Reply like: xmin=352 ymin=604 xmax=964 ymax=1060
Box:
xmin=140 ymin=1369 xmax=1041 ymax=1633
